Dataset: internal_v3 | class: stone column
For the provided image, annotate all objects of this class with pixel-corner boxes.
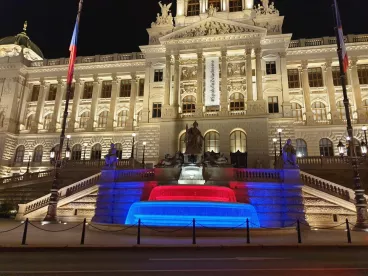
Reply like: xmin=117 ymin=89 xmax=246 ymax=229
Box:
xmin=141 ymin=62 xmax=151 ymax=123
xmin=220 ymin=48 xmax=228 ymax=115
xmin=350 ymin=57 xmax=365 ymax=123
xmin=50 ymin=78 xmax=65 ymax=132
xmin=245 ymin=48 xmax=253 ymax=102
xmin=88 ymin=75 xmax=100 ymax=131
xmin=164 ymin=54 xmax=171 ymax=106
xmin=18 ymin=79 xmax=30 ymax=128
xmin=68 ymin=78 xmax=82 ymax=131
xmin=325 ymin=60 xmax=340 ymax=124
xmin=173 ymin=53 xmax=180 ymax=110
xmin=280 ymin=52 xmax=292 ymax=117
xmin=32 ymin=79 xmax=47 ymax=132
xmin=301 ymin=61 xmax=314 ymax=124
xmin=255 ymin=48 xmax=263 ymax=101
xmin=196 ymin=50 xmax=204 ymax=116
xmin=127 ymin=75 xmax=138 ymax=130
xmin=107 ymin=75 xmax=119 ymax=130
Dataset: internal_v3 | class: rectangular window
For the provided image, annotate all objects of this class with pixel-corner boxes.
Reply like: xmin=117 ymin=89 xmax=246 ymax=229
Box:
xmin=101 ymin=81 xmax=112 ymax=98
xmin=120 ymin=80 xmax=131 ymax=97
xmin=332 ymin=67 xmax=342 ymax=86
xmin=152 ymin=103 xmax=162 ymax=118
xmin=287 ymin=69 xmax=300 ymax=89
xmin=67 ymin=83 xmax=75 ymax=100
xmin=31 ymin=85 xmax=40 ymax=102
xmin=83 ymin=82 xmax=93 ymax=99
xmin=154 ymin=69 xmax=164 ymax=82
xmin=308 ymin=67 xmax=323 ymax=87
xmin=229 ymin=0 xmax=242 ymax=12
xmin=139 ymin=79 xmax=145 ymax=96
xmin=268 ymin=96 xmax=279 ymax=114
xmin=358 ymin=64 xmax=368 ymax=85
xmin=48 ymin=84 xmax=57 ymax=101
xmin=266 ymin=61 xmax=277 ymax=75
xmin=187 ymin=0 xmax=200 ymax=16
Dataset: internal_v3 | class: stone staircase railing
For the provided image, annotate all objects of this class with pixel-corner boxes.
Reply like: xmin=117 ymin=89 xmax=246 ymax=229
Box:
xmin=0 ymin=170 xmax=53 ymax=185
xmin=300 ymin=171 xmax=368 ymax=203
xmin=234 ymin=169 xmax=282 ymax=182
xmin=297 ymin=156 xmax=360 ymax=170
xmin=18 ymin=173 xmax=101 ymax=216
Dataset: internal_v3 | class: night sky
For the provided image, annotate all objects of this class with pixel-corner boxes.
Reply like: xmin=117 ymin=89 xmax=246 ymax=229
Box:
xmin=0 ymin=0 xmax=367 ymax=59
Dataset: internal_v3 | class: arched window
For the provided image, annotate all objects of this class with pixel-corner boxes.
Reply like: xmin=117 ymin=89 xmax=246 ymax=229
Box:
xmin=296 ymin=139 xmax=308 ymax=157
xmin=91 ymin=144 xmax=102 ymax=160
xmin=208 ymin=0 xmax=221 ymax=11
xmin=71 ymin=144 xmax=82 ymax=161
xmin=98 ymin=111 xmax=109 ymax=128
xmin=229 ymin=0 xmax=242 ymax=12
xmin=179 ymin=133 xmax=186 ymax=153
xmin=43 ymin=114 xmax=53 ymax=130
xmin=230 ymin=93 xmax=245 ymax=111
xmin=182 ymin=96 xmax=196 ymax=113
xmin=363 ymin=99 xmax=368 ymax=117
xmin=347 ymin=138 xmax=362 ymax=157
xmin=312 ymin=101 xmax=327 ymax=121
xmin=205 ymin=131 xmax=220 ymax=153
xmin=319 ymin=138 xmax=334 ymax=157
xmin=117 ymin=110 xmax=128 ymax=128
xmin=291 ymin=102 xmax=303 ymax=121
xmin=79 ymin=111 xmax=90 ymax=129
xmin=337 ymin=101 xmax=352 ymax=120
xmin=26 ymin=115 xmax=34 ymax=130
xmin=33 ymin=145 xmax=43 ymax=162
xmin=230 ymin=130 xmax=246 ymax=153
xmin=115 ymin=143 xmax=123 ymax=159
xmin=187 ymin=0 xmax=200 ymax=16
xmin=14 ymin=145 xmax=25 ymax=163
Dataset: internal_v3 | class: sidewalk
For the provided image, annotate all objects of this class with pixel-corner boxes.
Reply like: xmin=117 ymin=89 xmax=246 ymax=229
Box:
xmin=1 ymin=219 xmax=367 ymax=248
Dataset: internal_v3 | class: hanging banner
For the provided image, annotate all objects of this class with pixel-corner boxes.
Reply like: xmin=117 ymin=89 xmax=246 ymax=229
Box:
xmin=205 ymin=56 xmax=220 ymax=106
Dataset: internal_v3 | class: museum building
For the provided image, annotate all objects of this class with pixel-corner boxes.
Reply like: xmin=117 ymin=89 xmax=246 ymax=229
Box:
xmin=0 ymin=0 xmax=368 ymax=175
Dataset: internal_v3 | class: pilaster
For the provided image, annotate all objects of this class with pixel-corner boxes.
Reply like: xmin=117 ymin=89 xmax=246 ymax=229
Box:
xmin=88 ymin=75 xmax=101 ymax=131
xmin=107 ymin=75 xmax=119 ymax=131
xmin=50 ymin=78 xmax=65 ymax=132
xmin=195 ymin=50 xmax=204 ymax=117
xmin=69 ymin=78 xmax=82 ymax=131
xmin=162 ymin=53 xmax=179 ymax=119
xmin=220 ymin=48 xmax=228 ymax=116
xmin=141 ymin=61 xmax=151 ymax=123
xmin=325 ymin=60 xmax=341 ymax=124
xmin=127 ymin=75 xmax=138 ymax=130
xmin=32 ymin=79 xmax=47 ymax=132
xmin=301 ymin=61 xmax=314 ymax=124
xmin=350 ymin=57 xmax=366 ymax=123
xmin=245 ymin=48 xmax=253 ymax=102
xmin=280 ymin=52 xmax=292 ymax=118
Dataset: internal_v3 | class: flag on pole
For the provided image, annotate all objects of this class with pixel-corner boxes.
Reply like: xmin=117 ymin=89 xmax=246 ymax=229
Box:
xmin=67 ymin=0 xmax=83 ymax=85
xmin=334 ymin=0 xmax=349 ymax=73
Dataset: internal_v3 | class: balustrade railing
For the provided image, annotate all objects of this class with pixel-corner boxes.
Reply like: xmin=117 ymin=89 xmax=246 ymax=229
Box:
xmin=289 ymin=34 xmax=367 ymax=49
xmin=22 ymin=173 xmax=101 ymax=215
xmin=234 ymin=169 xmax=282 ymax=182
xmin=297 ymin=156 xmax=353 ymax=169
xmin=0 ymin=170 xmax=53 ymax=185
xmin=66 ymin=159 xmax=131 ymax=168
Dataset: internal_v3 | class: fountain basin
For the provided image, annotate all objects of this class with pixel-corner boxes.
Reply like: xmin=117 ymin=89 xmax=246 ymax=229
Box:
xmin=125 ymin=201 xmax=260 ymax=228
xmin=148 ymin=185 xmax=237 ymax=202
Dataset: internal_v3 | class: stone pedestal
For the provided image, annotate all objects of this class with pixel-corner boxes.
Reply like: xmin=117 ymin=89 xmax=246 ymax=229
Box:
xmin=178 ymin=164 xmax=205 ymax=185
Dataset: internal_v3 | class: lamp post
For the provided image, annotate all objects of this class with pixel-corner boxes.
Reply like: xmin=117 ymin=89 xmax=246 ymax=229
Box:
xmin=362 ymin=126 xmax=367 ymax=146
xmin=83 ymin=143 xmax=87 ymax=163
xmin=272 ymin=138 xmax=277 ymax=166
xmin=26 ymin=152 xmax=32 ymax=174
xmin=142 ymin=142 xmax=146 ymax=167
xmin=131 ymin=133 xmax=136 ymax=159
xmin=49 ymin=147 xmax=55 ymax=163
xmin=65 ymin=135 xmax=71 ymax=160
xmin=361 ymin=140 xmax=367 ymax=157
xmin=277 ymin=128 xmax=283 ymax=156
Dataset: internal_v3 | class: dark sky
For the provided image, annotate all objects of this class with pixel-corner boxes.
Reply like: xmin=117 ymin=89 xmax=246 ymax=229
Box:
xmin=0 ymin=0 xmax=367 ymax=59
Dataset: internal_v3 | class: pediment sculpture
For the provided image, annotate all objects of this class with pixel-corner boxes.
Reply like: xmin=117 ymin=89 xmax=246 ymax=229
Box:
xmin=151 ymin=1 xmax=174 ymax=27
xmin=254 ymin=0 xmax=279 ymax=16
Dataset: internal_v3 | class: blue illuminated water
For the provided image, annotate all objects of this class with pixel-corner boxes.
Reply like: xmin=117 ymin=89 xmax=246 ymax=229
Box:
xmin=125 ymin=201 xmax=260 ymax=228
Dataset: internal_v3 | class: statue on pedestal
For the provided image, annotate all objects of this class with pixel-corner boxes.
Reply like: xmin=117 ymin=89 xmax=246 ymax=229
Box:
xmin=151 ymin=1 xmax=174 ymax=27
xmin=185 ymin=121 xmax=204 ymax=155
xmin=104 ymin=143 xmax=118 ymax=168
xmin=282 ymin=139 xmax=298 ymax=168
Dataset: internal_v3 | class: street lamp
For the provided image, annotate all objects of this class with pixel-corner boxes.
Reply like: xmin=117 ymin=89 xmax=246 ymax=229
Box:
xmin=83 ymin=143 xmax=87 ymax=163
xmin=26 ymin=152 xmax=32 ymax=174
xmin=131 ymin=133 xmax=136 ymax=159
xmin=142 ymin=142 xmax=146 ymax=167
xmin=50 ymin=147 xmax=55 ymax=161
xmin=277 ymin=128 xmax=283 ymax=156
xmin=272 ymin=138 xmax=277 ymax=166
xmin=65 ymin=135 xmax=71 ymax=160
xmin=362 ymin=126 xmax=367 ymax=146
xmin=337 ymin=140 xmax=346 ymax=157
xmin=361 ymin=140 xmax=367 ymax=156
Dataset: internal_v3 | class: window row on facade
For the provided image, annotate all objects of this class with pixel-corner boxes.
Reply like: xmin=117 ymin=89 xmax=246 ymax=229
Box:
xmin=186 ymin=0 xmax=244 ymax=16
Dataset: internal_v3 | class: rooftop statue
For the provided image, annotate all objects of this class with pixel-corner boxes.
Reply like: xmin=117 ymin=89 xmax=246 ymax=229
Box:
xmin=152 ymin=2 xmax=174 ymax=27
xmin=185 ymin=121 xmax=204 ymax=155
xmin=254 ymin=1 xmax=279 ymax=16
xmin=159 ymin=1 xmax=172 ymax=18
xmin=207 ymin=4 xmax=218 ymax=17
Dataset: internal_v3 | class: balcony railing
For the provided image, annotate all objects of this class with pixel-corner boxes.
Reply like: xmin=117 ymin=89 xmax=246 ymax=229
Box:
xmin=289 ymin=34 xmax=368 ymax=48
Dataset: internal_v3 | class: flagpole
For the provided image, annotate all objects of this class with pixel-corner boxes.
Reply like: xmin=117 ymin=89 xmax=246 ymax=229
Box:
xmin=333 ymin=0 xmax=368 ymax=230
xmin=43 ymin=0 xmax=84 ymax=223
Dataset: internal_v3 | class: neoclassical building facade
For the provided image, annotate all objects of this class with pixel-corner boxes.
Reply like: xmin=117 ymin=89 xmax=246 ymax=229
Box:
xmin=0 ymin=0 xmax=368 ymax=175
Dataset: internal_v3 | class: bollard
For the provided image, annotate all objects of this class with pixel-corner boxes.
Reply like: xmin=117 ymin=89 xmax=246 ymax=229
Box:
xmin=246 ymin=218 xmax=250 ymax=244
xmin=21 ymin=218 xmax=29 ymax=245
xmin=192 ymin=218 xmax=196 ymax=245
xmin=80 ymin=218 xmax=86 ymax=245
xmin=346 ymin=218 xmax=352 ymax=244
xmin=137 ymin=219 xmax=141 ymax=245
xmin=297 ymin=220 xmax=302 ymax=244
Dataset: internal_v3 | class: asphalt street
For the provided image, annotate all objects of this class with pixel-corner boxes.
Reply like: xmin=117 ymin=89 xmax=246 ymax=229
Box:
xmin=0 ymin=247 xmax=368 ymax=275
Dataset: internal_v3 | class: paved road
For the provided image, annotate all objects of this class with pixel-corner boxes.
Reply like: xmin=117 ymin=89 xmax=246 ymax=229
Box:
xmin=0 ymin=247 xmax=368 ymax=275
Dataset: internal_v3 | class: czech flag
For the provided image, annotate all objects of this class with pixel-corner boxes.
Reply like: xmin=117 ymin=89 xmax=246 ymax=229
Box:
xmin=334 ymin=0 xmax=349 ymax=73
xmin=67 ymin=0 xmax=83 ymax=85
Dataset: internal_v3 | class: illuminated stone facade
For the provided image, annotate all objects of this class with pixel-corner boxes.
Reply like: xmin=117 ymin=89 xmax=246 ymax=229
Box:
xmin=1 ymin=0 xmax=368 ymax=176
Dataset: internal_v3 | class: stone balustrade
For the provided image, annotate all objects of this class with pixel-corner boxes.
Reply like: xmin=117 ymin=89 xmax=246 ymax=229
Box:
xmin=0 ymin=170 xmax=53 ymax=185
xmin=297 ymin=156 xmax=352 ymax=170
xmin=20 ymin=173 xmax=101 ymax=216
xmin=234 ymin=169 xmax=282 ymax=182
xmin=289 ymin=34 xmax=368 ymax=48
